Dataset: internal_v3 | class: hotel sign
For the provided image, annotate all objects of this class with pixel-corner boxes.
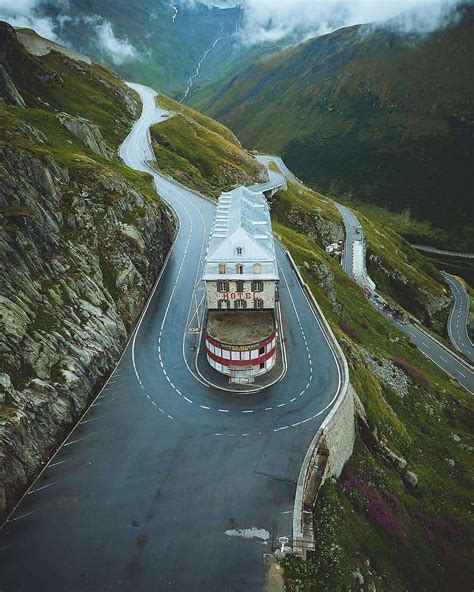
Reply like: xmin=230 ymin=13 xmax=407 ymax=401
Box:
xmin=219 ymin=292 xmax=259 ymax=300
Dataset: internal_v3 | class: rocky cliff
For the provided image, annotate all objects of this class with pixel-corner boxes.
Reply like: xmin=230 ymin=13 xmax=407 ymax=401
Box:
xmin=0 ymin=22 xmax=175 ymax=518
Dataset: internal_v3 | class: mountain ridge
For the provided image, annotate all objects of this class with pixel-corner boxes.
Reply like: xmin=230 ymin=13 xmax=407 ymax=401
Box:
xmin=200 ymin=4 xmax=474 ymax=251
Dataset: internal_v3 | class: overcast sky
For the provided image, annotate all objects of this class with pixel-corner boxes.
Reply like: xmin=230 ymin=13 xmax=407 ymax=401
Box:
xmin=186 ymin=0 xmax=463 ymax=43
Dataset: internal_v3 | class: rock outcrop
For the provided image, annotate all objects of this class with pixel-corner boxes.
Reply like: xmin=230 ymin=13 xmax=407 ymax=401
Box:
xmin=368 ymin=251 xmax=451 ymax=323
xmin=0 ymin=64 xmax=26 ymax=108
xmin=0 ymin=21 xmax=175 ymax=519
xmin=0 ymin=141 xmax=174 ymax=519
xmin=57 ymin=113 xmax=115 ymax=159
xmin=283 ymin=204 xmax=343 ymax=247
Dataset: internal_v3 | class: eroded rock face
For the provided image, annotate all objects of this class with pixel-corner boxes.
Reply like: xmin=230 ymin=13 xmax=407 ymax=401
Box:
xmin=368 ymin=251 xmax=451 ymax=322
xmin=284 ymin=205 xmax=343 ymax=246
xmin=0 ymin=64 xmax=26 ymax=108
xmin=358 ymin=347 xmax=410 ymax=398
xmin=306 ymin=259 xmax=338 ymax=311
xmin=0 ymin=143 xmax=174 ymax=518
xmin=57 ymin=113 xmax=115 ymax=159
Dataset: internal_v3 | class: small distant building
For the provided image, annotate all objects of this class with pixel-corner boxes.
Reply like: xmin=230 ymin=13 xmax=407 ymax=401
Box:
xmin=202 ymin=186 xmax=279 ymax=383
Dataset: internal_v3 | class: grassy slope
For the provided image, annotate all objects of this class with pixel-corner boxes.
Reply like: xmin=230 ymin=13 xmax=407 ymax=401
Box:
xmin=187 ymin=40 xmax=285 ymax=112
xmin=272 ymin=213 xmax=473 ymax=592
xmin=1 ymin=48 xmax=164 ymax=204
xmin=0 ymin=32 xmax=169 ymax=257
xmin=272 ymin=172 xmax=450 ymax=340
xmin=150 ymin=93 xmax=266 ymax=198
xmin=203 ymin=6 xmax=474 ymax=252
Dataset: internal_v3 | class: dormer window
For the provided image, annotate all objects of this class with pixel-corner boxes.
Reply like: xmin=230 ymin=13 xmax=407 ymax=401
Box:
xmin=236 ymin=247 xmax=243 ymax=256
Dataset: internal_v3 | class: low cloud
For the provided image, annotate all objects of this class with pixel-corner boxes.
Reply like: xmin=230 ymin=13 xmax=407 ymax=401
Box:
xmin=91 ymin=19 xmax=138 ymax=65
xmin=241 ymin=0 xmax=464 ymax=44
xmin=178 ymin=0 xmax=464 ymax=44
xmin=0 ymin=0 xmax=58 ymax=40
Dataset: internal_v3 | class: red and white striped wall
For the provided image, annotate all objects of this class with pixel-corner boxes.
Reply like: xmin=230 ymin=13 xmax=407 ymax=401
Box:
xmin=205 ymin=331 xmax=277 ymax=377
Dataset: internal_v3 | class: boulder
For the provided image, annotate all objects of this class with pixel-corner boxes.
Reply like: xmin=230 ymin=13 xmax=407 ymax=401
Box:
xmin=404 ymin=470 xmax=418 ymax=488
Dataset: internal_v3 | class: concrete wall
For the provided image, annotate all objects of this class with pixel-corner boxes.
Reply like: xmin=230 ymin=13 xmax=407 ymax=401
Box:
xmin=284 ymin=246 xmax=356 ymax=555
xmin=321 ymin=383 xmax=356 ymax=479
xmin=293 ymin=384 xmax=356 ymax=555
xmin=205 ymin=333 xmax=277 ymax=377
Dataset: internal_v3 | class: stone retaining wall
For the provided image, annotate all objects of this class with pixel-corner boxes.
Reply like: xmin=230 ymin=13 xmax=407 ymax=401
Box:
xmin=283 ymin=247 xmax=356 ymax=555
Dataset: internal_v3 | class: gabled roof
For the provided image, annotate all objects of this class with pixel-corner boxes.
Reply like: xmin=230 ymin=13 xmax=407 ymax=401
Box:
xmin=203 ymin=186 xmax=278 ymax=281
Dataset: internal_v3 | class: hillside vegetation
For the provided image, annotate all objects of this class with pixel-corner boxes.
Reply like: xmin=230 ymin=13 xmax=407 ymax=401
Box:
xmin=270 ymin=186 xmax=473 ymax=592
xmin=0 ymin=23 xmax=174 ymax=517
xmin=202 ymin=4 xmax=474 ymax=251
xmin=150 ymin=93 xmax=267 ymax=198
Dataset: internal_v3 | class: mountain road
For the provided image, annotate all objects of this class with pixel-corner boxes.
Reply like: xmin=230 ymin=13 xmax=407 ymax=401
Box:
xmin=0 ymin=86 xmax=345 ymax=592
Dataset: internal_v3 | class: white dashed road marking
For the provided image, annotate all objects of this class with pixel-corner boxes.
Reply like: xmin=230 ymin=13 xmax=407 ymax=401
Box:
xmin=28 ymin=483 xmax=55 ymax=495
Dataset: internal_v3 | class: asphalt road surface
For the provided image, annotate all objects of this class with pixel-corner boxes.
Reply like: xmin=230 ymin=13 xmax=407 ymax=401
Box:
xmin=335 ymin=204 xmax=360 ymax=278
xmin=442 ymin=272 xmax=474 ymax=363
xmin=261 ymin=156 xmax=474 ymax=394
xmin=0 ymin=85 xmax=343 ymax=592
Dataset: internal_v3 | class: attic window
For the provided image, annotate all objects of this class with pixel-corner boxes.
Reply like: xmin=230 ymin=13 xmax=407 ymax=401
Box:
xmin=236 ymin=247 xmax=243 ymax=256
xmin=218 ymin=263 xmax=226 ymax=274
xmin=254 ymin=264 xmax=261 ymax=274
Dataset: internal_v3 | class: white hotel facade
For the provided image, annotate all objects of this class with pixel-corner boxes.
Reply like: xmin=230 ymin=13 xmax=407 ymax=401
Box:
xmin=202 ymin=186 xmax=279 ymax=382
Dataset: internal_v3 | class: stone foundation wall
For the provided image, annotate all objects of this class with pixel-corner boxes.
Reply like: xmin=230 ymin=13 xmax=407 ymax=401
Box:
xmin=284 ymin=247 xmax=356 ymax=555
xmin=322 ymin=383 xmax=356 ymax=479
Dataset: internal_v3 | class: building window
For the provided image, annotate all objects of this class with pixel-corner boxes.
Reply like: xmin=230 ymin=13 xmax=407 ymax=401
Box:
xmin=218 ymin=263 xmax=226 ymax=274
xmin=236 ymin=246 xmax=243 ymax=256
xmin=252 ymin=281 xmax=263 ymax=292
xmin=259 ymin=346 xmax=265 ymax=355
xmin=235 ymin=300 xmax=247 ymax=310
xmin=254 ymin=299 xmax=264 ymax=310
xmin=236 ymin=280 xmax=244 ymax=293
xmin=236 ymin=264 xmax=243 ymax=274
xmin=254 ymin=264 xmax=261 ymax=274
xmin=218 ymin=299 xmax=230 ymax=310
xmin=217 ymin=281 xmax=229 ymax=293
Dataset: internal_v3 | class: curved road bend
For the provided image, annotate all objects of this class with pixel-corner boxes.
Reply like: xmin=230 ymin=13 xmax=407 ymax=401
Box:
xmin=334 ymin=202 xmax=474 ymax=391
xmin=0 ymin=84 xmax=343 ymax=592
xmin=334 ymin=204 xmax=359 ymax=278
xmin=442 ymin=272 xmax=474 ymax=362
xmin=259 ymin=155 xmax=474 ymax=394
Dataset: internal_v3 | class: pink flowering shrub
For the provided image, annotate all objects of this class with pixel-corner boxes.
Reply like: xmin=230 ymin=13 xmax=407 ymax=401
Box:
xmin=339 ymin=319 xmax=361 ymax=343
xmin=393 ymin=357 xmax=429 ymax=387
xmin=341 ymin=464 xmax=406 ymax=541
xmin=415 ymin=512 xmax=465 ymax=562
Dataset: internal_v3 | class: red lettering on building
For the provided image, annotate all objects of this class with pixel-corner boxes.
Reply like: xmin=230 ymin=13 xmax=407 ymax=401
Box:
xmin=219 ymin=292 xmax=260 ymax=301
